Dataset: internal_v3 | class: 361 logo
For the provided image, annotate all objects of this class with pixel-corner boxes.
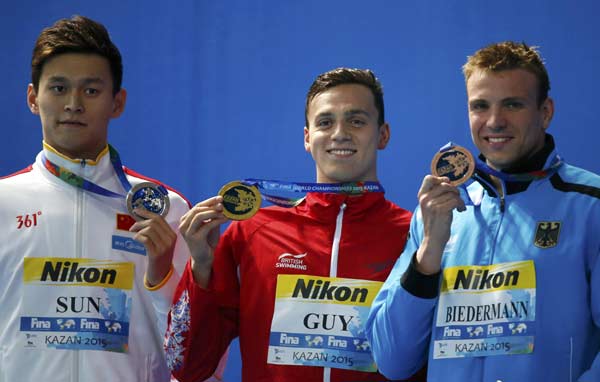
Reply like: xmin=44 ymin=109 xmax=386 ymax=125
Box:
xmin=16 ymin=211 xmax=42 ymax=229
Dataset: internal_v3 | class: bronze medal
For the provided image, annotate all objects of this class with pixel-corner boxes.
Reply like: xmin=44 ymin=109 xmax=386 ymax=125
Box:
xmin=431 ymin=145 xmax=475 ymax=186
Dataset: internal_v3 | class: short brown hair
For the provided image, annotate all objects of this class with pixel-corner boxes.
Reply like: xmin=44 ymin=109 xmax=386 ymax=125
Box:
xmin=31 ymin=15 xmax=123 ymax=95
xmin=463 ymin=41 xmax=550 ymax=106
xmin=305 ymin=68 xmax=385 ymax=127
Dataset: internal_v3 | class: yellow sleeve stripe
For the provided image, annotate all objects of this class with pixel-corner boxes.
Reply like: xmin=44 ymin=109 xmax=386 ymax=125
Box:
xmin=144 ymin=264 xmax=174 ymax=291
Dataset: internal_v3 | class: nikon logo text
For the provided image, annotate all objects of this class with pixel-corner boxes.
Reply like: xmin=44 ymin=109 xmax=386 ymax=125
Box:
xmin=453 ymin=269 xmax=519 ymax=291
xmin=292 ymin=278 xmax=368 ymax=303
xmin=40 ymin=261 xmax=116 ymax=285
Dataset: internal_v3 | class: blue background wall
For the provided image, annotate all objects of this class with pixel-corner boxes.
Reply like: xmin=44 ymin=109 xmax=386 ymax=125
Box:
xmin=2 ymin=1 xmax=599 ymax=380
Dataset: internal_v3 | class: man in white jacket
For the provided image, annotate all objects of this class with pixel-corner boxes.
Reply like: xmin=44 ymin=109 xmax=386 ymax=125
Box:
xmin=0 ymin=15 xmax=224 ymax=381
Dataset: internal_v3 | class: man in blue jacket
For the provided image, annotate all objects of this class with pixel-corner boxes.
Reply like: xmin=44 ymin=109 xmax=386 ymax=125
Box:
xmin=367 ymin=41 xmax=600 ymax=381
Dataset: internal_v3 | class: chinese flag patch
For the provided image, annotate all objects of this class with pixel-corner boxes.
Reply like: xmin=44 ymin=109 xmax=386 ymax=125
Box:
xmin=116 ymin=213 xmax=136 ymax=231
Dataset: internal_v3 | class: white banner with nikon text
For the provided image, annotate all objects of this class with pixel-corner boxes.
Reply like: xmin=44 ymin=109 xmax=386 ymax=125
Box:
xmin=433 ymin=260 xmax=536 ymax=359
xmin=20 ymin=257 xmax=134 ymax=353
xmin=267 ymin=274 xmax=382 ymax=372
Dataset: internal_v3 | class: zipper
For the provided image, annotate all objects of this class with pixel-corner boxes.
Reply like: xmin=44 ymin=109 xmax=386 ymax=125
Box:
xmin=71 ymin=187 xmax=84 ymax=382
xmin=489 ymin=178 xmax=506 ymax=264
xmin=499 ymin=177 xmax=506 ymax=213
xmin=498 ymin=177 xmax=506 ymax=213
xmin=329 ymin=203 xmax=346 ymax=278
xmin=324 ymin=202 xmax=346 ymax=382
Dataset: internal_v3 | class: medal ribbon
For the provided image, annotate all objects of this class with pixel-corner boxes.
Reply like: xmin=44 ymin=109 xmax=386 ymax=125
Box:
xmin=242 ymin=178 xmax=385 ymax=208
xmin=474 ymin=156 xmax=563 ymax=182
xmin=438 ymin=142 xmax=564 ymax=206
xmin=42 ymin=144 xmax=132 ymax=198
xmin=439 ymin=142 xmax=563 ymax=183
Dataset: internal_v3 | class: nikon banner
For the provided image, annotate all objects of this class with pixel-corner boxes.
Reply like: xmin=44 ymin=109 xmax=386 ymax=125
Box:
xmin=433 ymin=260 xmax=536 ymax=359
xmin=267 ymin=274 xmax=382 ymax=372
xmin=20 ymin=257 xmax=134 ymax=353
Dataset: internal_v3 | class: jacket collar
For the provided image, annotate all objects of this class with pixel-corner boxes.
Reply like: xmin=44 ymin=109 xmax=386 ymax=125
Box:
xmin=298 ymin=191 xmax=387 ymax=222
xmin=475 ymin=134 xmax=557 ymax=195
xmin=38 ymin=142 xmax=116 ymax=185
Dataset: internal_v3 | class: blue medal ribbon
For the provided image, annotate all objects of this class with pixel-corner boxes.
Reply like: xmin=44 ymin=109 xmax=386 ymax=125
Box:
xmin=242 ymin=178 xmax=385 ymax=208
xmin=474 ymin=155 xmax=563 ymax=182
xmin=42 ymin=145 xmax=133 ymax=199
xmin=438 ymin=142 xmax=564 ymax=206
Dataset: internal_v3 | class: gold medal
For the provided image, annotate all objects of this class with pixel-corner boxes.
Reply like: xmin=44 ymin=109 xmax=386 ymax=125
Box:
xmin=431 ymin=145 xmax=475 ymax=186
xmin=218 ymin=181 xmax=262 ymax=220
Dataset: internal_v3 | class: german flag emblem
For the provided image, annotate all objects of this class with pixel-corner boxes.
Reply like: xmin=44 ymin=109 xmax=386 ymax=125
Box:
xmin=534 ymin=221 xmax=561 ymax=248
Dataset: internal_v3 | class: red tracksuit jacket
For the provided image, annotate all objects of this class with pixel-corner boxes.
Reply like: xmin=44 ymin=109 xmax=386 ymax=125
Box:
xmin=165 ymin=192 xmax=425 ymax=382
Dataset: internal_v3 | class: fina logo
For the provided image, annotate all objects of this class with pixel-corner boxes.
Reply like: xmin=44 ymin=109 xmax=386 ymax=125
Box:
xmin=112 ymin=235 xmax=147 ymax=255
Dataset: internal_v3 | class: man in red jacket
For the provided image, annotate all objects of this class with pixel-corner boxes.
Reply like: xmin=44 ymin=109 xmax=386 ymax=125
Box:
xmin=165 ymin=68 xmax=425 ymax=382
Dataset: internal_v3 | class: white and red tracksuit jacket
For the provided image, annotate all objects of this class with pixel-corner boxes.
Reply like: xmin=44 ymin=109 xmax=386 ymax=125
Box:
xmin=165 ymin=191 xmax=426 ymax=382
xmin=0 ymin=144 xmax=224 ymax=382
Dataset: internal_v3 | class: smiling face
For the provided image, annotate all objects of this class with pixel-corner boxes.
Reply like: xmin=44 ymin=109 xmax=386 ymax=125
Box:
xmin=304 ymin=84 xmax=390 ymax=183
xmin=467 ymin=68 xmax=553 ymax=170
xmin=27 ymin=53 xmax=126 ymax=160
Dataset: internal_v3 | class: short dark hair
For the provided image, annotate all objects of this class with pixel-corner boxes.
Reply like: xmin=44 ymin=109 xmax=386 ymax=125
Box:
xmin=463 ymin=41 xmax=550 ymax=106
xmin=31 ymin=15 xmax=123 ymax=95
xmin=305 ymin=68 xmax=385 ymax=127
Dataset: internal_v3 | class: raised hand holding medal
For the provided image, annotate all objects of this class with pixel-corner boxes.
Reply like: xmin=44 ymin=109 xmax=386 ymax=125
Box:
xmin=41 ymin=144 xmax=176 ymax=285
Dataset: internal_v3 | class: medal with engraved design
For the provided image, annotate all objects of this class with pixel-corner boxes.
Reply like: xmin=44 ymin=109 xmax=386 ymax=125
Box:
xmin=219 ymin=181 xmax=262 ymax=220
xmin=126 ymin=181 xmax=170 ymax=221
xmin=431 ymin=145 xmax=475 ymax=186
